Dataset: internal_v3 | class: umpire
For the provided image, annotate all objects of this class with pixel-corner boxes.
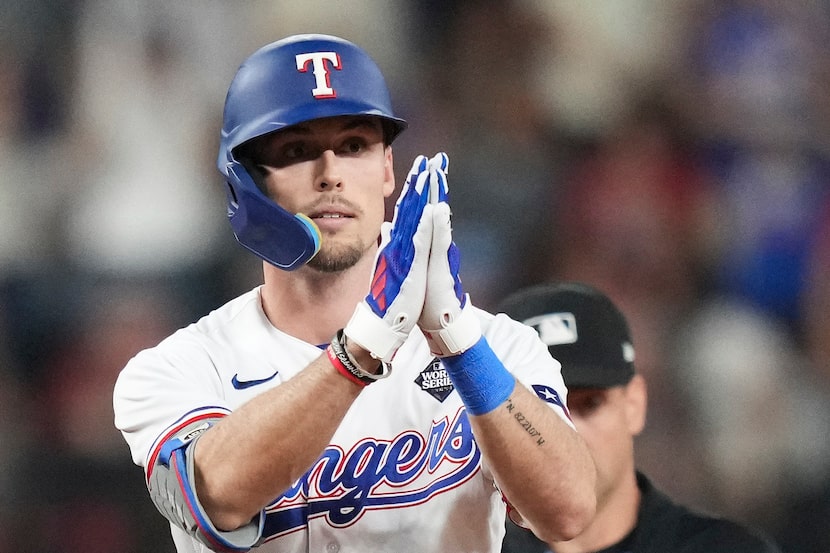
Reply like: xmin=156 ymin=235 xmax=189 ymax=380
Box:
xmin=498 ymin=282 xmax=782 ymax=553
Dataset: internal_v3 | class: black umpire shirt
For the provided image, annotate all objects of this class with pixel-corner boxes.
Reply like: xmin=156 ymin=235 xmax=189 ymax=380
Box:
xmin=501 ymin=472 xmax=782 ymax=553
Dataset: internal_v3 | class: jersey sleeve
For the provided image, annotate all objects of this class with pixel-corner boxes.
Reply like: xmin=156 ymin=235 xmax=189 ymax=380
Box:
xmin=114 ymin=328 xmax=232 ymax=471
xmin=483 ymin=312 xmax=573 ymax=427
xmin=113 ymin=326 xmax=267 ymax=551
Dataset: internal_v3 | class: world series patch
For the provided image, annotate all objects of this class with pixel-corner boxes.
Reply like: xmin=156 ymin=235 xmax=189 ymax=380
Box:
xmin=415 ymin=358 xmax=455 ymax=402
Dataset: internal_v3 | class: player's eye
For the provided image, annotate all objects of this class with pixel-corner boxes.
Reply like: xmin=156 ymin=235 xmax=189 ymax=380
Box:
xmin=257 ymin=141 xmax=320 ymax=168
xmin=339 ymin=137 xmax=367 ymax=155
xmin=283 ymin=142 xmax=312 ymax=160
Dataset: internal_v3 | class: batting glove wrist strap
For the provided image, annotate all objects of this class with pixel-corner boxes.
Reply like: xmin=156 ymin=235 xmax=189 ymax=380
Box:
xmin=421 ymin=298 xmax=482 ymax=357
xmin=344 ymin=301 xmax=411 ymax=363
xmin=328 ymin=328 xmax=391 ymax=386
xmin=441 ymin=336 xmax=516 ymax=416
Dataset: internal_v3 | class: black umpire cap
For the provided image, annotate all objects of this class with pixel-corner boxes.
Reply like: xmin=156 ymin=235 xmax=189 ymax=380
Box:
xmin=498 ymin=282 xmax=635 ymax=389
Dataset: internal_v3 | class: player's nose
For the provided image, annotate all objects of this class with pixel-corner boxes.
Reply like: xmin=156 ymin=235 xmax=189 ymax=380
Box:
xmin=315 ymin=149 xmax=343 ymax=191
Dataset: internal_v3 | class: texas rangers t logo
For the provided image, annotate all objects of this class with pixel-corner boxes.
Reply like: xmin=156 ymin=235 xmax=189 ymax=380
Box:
xmin=295 ymin=52 xmax=341 ymax=98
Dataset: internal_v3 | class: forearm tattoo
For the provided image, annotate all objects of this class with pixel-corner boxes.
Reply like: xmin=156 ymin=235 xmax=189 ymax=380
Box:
xmin=504 ymin=398 xmax=546 ymax=446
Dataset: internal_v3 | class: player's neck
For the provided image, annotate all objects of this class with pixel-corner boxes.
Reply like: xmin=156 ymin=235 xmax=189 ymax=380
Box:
xmin=259 ymin=251 xmax=375 ymax=344
xmin=549 ymin=471 xmax=640 ymax=553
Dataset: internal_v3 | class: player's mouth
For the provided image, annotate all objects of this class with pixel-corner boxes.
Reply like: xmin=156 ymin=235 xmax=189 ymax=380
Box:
xmin=309 ymin=210 xmax=354 ymax=230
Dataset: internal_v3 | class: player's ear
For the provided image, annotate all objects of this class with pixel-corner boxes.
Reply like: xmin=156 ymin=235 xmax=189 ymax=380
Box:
xmin=383 ymin=146 xmax=395 ymax=198
xmin=623 ymin=374 xmax=647 ymax=436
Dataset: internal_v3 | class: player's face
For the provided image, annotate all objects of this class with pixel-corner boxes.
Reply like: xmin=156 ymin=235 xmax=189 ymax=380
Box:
xmin=566 ymin=375 xmax=646 ymax=508
xmin=252 ymin=116 xmax=395 ymax=272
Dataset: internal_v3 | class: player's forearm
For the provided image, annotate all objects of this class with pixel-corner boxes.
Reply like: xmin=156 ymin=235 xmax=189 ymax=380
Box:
xmin=470 ymin=383 xmax=597 ymax=542
xmin=193 ymin=353 xmax=363 ymax=531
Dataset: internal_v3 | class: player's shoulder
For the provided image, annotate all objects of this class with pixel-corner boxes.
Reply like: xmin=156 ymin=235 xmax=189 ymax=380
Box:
xmin=479 ymin=306 xmax=547 ymax=345
xmin=476 ymin=304 xmax=522 ymax=330
xmin=477 ymin=306 xmax=558 ymax=370
xmin=141 ymin=286 xmax=266 ymax=354
xmin=187 ymin=286 xmax=264 ymax=335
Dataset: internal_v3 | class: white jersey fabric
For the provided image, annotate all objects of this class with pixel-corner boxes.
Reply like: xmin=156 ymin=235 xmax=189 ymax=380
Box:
xmin=114 ymin=286 xmax=571 ymax=553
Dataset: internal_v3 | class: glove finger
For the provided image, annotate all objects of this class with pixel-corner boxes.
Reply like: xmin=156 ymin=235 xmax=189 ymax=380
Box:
xmin=437 ymin=152 xmax=449 ymax=174
xmin=427 ymin=152 xmax=449 ymax=173
xmin=394 ymin=169 xmax=430 ymax=250
xmin=391 ymin=202 xmax=434 ymax=285
xmin=429 ymin=161 xmax=441 ymax=204
xmin=385 ymin=168 xmax=431 ymax=282
xmin=404 ymin=155 xmax=428 ymax=193
xmin=427 ymin=153 xmax=450 ymax=204
xmin=412 ymin=203 xmax=435 ymax=265
xmin=391 ymin=154 xmax=428 ymax=218
xmin=372 ymin=203 xmax=433 ymax=317
xmin=393 ymin=156 xmax=430 ymax=215
xmin=377 ymin=221 xmax=393 ymax=249
xmin=411 ymin=155 xmax=430 ymax=194
xmin=430 ymin=202 xmax=464 ymax=303
xmin=390 ymin=160 xmax=430 ymax=237
xmin=430 ymin=201 xmax=453 ymax=257
xmin=435 ymin=164 xmax=449 ymax=203
xmin=428 ymin=153 xmax=449 ymax=200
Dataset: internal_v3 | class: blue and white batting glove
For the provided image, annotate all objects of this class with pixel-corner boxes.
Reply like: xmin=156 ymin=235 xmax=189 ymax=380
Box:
xmin=344 ymin=155 xmax=434 ymax=363
xmin=418 ymin=153 xmax=482 ymax=357
xmin=418 ymin=153 xmax=515 ymax=416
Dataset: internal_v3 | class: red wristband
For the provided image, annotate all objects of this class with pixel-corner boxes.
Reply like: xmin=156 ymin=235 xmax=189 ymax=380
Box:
xmin=326 ymin=344 xmax=369 ymax=387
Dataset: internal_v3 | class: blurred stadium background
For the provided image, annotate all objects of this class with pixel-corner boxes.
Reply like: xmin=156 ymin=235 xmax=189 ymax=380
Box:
xmin=1 ymin=1 xmax=828 ymax=551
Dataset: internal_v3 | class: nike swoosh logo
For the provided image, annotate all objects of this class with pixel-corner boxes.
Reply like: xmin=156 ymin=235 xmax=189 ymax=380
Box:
xmin=231 ymin=371 xmax=279 ymax=390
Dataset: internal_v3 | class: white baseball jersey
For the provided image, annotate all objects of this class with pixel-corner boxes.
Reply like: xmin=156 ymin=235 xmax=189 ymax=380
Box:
xmin=114 ymin=286 xmax=571 ymax=553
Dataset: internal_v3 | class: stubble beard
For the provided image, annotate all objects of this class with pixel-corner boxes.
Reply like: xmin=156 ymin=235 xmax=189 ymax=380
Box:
xmin=307 ymin=241 xmax=365 ymax=273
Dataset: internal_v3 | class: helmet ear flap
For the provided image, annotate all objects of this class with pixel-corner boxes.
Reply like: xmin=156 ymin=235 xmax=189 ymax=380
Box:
xmin=225 ymin=162 xmax=321 ymax=270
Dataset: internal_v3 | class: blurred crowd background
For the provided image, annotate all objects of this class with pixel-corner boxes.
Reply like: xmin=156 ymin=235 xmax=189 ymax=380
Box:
xmin=1 ymin=1 xmax=829 ymax=551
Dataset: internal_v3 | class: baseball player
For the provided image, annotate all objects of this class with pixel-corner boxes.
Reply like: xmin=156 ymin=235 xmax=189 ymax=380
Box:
xmin=113 ymin=34 xmax=596 ymax=553
xmin=497 ymin=281 xmax=783 ymax=553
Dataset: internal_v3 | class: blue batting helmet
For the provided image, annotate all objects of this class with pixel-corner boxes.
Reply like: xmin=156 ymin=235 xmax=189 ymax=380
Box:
xmin=217 ymin=34 xmax=408 ymax=270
